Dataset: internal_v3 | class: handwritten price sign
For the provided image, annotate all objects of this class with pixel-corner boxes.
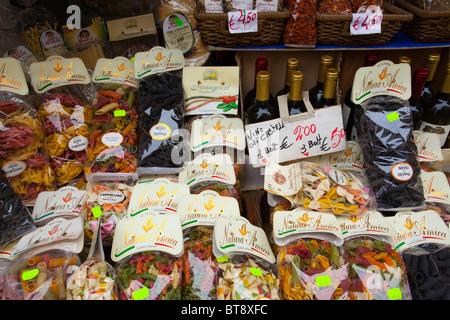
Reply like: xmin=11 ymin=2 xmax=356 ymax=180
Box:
xmin=228 ymin=10 xmax=258 ymax=34
xmin=350 ymin=11 xmax=383 ymax=35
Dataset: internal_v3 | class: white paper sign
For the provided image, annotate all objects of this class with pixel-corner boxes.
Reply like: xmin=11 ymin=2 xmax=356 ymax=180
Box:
xmin=245 ymin=105 xmax=346 ymax=168
xmin=350 ymin=10 xmax=383 ymax=35
xmin=228 ymin=10 xmax=258 ymax=34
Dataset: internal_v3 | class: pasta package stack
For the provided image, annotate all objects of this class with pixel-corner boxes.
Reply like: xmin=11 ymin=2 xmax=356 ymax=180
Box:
xmin=0 ymin=58 xmax=56 ymax=202
xmin=30 ymin=55 xmax=93 ymax=189
xmin=178 ymin=190 xmax=241 ymax=299
xmin=86 ymin=57 xmax=140 ymax=181
xmin=273 ymin=209 xmax=348 ymax=300
xmin=213 ymin=216 xmax=280 ymax=300
xmin=111 ymin=211 xmax=184 ymax=300
xmin=337 ymin=211 xmax=412 ymax=300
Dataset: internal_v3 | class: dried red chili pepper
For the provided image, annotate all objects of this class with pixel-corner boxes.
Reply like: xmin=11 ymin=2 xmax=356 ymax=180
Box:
xmin=283 ymin=0 xmax=317 ymax=46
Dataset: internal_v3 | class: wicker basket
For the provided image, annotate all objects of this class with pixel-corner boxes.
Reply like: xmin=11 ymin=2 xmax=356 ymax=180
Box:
xmin=194 ymin=9 xmax=290 ymax=47
xmin=316 ymin=2 xmax=413 ymax=46
xmin=396 ymin=0 xmax=450 ymax=43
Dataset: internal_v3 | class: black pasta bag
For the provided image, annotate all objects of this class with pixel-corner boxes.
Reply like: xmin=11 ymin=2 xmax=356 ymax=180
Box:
xmin=137 ymin=70 xmax=185 ymax=173
xmin=0 ymin=170 xmax=35 ymax=247
xmin=354 ymin=95 xmax=425 ymax=211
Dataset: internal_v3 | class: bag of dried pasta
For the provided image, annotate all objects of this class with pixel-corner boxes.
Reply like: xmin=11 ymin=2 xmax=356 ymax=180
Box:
xmin=318 ymin=0 xmax=352 ymax=14
xmin=30 ymin=56 xmax=94 ymax=189
xmin=213 ymin=216 xmax=280 ymax=300
xmin=0 ymin=57 xmax=55 ymax=202
xmin=273 ymin=208 xmax=348 ymax=300
xmin=86 ymin=57 xmax=139 ymax=181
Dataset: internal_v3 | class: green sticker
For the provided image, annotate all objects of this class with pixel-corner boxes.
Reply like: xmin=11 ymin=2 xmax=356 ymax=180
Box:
xmin=315 ymin=275 xmax=331 ymax=287
xmin=114 ymin=109 xmax=126 ymax=117
xmin=174 ymin=18 xmax=183 ymax=27
xmin=388 ymin=287 xmax=402 ymax=300
xmin=130 ymin=57 xmax=135 ymax=63
xmin=92 ymin=206 xmax=103 ymax=218
xmin=250 ymin=267 xmax=263 ymax=276
xmin=216 ymin=255 xmax=228 ymax=262
xmin=22 ymin=269 xmax=39 ymax=281
xmin=387 ymin=111 xmax=400 ymax=122
xmin=132 ymin=286 xmax=149 ymax=300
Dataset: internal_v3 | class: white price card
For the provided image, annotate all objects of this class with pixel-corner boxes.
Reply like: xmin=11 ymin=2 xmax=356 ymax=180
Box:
xmin=228 ymin=10 xmax=258 ymax=34
xmin=350 ymin=10 xmax=383 ymax=35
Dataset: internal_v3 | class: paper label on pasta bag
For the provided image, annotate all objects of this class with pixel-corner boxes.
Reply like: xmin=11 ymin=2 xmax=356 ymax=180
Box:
xmin=321 ymin=141 xmax=365 ymax=172
xmin=111 ymin=211 xmax=183 ymax=261
xmin=387 ymin=210 xmax=450 ymax=252
xmin=178 ymin=190 xmax=241 ymax=229
xmin=264 ymin=161 xmax=302 ymax=197
xmin=273 ymin=209 xmax=342 ymax=246
xmin=11 ymin=217 xmax=84 ymax=256
xmin=413 ymin=130 xmax=444 ymax=162
xmin=213 ymin=216 xmax=276 ymax=264
xmin=32 ymin=188 xmax=87 ymax=223
xmin=183 ymin=67 xmax=240 ymax=115
xmin=30 ymin=55 xmax=91 ymax=93
xmin=351 ymin=60 xmax=411 ymax=104
xmin=162 ymin=13 xmax=194 ymax=54
xmin=62 ymin=17 xmax=106 ymax=49
xmin=40 ymin=30 xmax=67 ymax=58
xmin=2 ymin=160 xmax=27 ymax=178
xmin=337 ymin=210 xmax=395 ymax=239
xmin=93 ymin=57 xmax=138 ymax=87
xmin=127 ymin=178 xmax=190 ymax=217
xmin=0 ymin=58 xmax=28 ymax=95
xmin=421 ymin=170 xmax=450 ymax=204
xmin=190 ymin=114 xmax=246 ymax=151
xmin=134 ymin=46 xmax=185 ymax=79
xmin=107 ymin=13 xmax=157 ymax=41
xmin=178 ymin=153 xmax=237 ymax=187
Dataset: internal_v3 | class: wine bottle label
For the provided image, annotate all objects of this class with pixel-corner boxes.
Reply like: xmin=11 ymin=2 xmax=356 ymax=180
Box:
xmin=419 ymin=121 xmax=450 ymax=147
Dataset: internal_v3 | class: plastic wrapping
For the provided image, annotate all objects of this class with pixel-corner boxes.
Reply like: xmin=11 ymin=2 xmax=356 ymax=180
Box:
xmin=82 ymin=181 xmax=132 ymax=247
xmin=181 ymin=226 xmax=219 ymax=300
xmin=354 ymin=96 xmax=425 ymax=211
xmin=4 ymin=249 xmax=80 ymax=300
xmin=298 ymin=162 xmax=376 ymax=215
xmin=277 ymin=237 xmax=348 ymax=300
xmin=35 ymin=87 xmax=94 ymax=188
xmin=0 ymin=94 xmax=56 ymax=201
xmin=216 ymin=255 xmax=280 ymax=300
xmin=115 ymin=251 xmax=182 ymax=300
xmin=85 ymin=84 xmax=139 ymax=180
xmin=342 ymin=237 xmax=412 ymax=300
xmin=402 ymin=244 xmax=450 ymax=300
xmin=137 ymin=70 xmax=185 ymax=174
xmin=283 ymin=0 xmax=317 ymax=46
xmin=0 ymin=170 xmax=36 ymax=247
xmin=410 ymin=0 xmax=450 ymax=10
xmin=318 ymin=0 xmax=352 ymax=14
xmin=351 ymin=0 xmax=383 ymax=12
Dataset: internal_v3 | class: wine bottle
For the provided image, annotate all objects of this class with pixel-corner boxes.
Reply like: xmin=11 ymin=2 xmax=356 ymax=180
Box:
xmin=344 ymin=53 xmax=378 ymax=140
xmin=243 ymin=56 xmax=275 ymax=110
xmin=398 ymin=56 xmax=411 ymax=65
xmin=308 ymin=55 xmax=334 ymax=107
xmin=420 ymin=62 xmax=450 ymax=147
xmin=420 ymin=53 xmax=441 ymax=105
xmin=276 ymin=58 xmax=299 ymax=100
xmin=409 ymin=68 xmax=429 ymax=130
xmin=312 ymin=68 xmax=339 ymax=109
xmin=246 ymin=71 xmax=279 ymax=124
xmin=288 ymin=71 xmax=307 ymax=115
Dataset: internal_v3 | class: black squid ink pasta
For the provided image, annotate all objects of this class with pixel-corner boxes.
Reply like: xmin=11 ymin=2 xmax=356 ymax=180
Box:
xmin=137 ymin=70 xmax=186 ymax=174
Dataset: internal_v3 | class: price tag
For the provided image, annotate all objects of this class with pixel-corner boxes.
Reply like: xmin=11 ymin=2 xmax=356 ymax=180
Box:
xmin=22 ymin=269 xmax=39 ymax=281
xmin=132 ymin=286 xmax=149 ymax=300
xmin=92 ymin=206 xmax=103 ymax=218
xmin=250 ymin=267 xmax=263 ymax=276
xmin=387 ymin=287 xmax=402 ymax=300
xmin=350 ymin=10 xmax=383 ymax=35
xmin=228 ymin=10 xmax=258 ymax=34
xmin=315 ymin=275 xmax=331 ymax=287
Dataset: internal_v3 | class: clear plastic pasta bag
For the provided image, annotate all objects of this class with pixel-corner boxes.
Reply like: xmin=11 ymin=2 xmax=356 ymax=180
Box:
xmin=0 ymin=170 xmax=36 ymax=247
xmin=181 ymin=226 xmax=219 ymax=300
xmin=277 ymin=237 xmax=348 ymax=300
xmin=402 ymin=244 xmax=450 ymax=300
xmin=115 ymin=251 xmax=182 ymax=300
xmin=354 ymin=96 xmax=425 ymax=211
xmin=0 ymin=93 xmax=56 ymax=201
xmin=297 ymin=162 xmax=376 ymax=215
xmin=85 ymin=83 xmax=139 ymax=180
xmin=4 ymin=249 xmax=80 ymax=300
xmin=216 ymin=254 xmax=280 ymax=300
xmin=82 ymin=181 xmax=132 ymax=247
xmin=342 ymin=236 xmax=412 ymax=300
xmin=34 ymin=85 xmax=94 ymax=188
xmin=137 ymin=70 xmax=185 ymax=174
